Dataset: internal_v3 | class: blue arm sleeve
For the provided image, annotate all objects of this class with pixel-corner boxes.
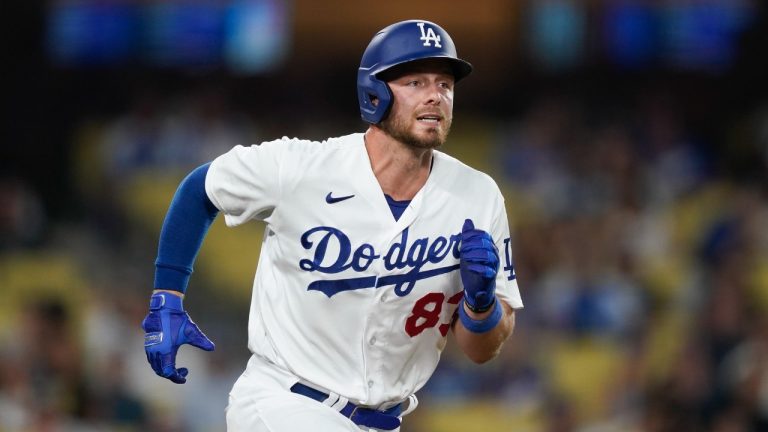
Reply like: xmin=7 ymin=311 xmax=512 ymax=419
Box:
xmin=154 ymin=163 xmax=219 ymax=293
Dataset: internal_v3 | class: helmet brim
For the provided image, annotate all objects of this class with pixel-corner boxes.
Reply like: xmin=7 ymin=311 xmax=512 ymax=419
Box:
xmin=374 ymin=56 xmax=473 ymax=84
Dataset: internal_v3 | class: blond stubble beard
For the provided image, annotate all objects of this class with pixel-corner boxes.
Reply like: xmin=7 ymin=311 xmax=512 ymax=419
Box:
xmin=379 ymin=113 xmax=452 ymax=149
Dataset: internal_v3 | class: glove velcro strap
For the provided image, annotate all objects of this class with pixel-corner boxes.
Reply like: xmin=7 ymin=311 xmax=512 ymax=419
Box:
xmin=150 ymin=292 xmax=184 ymax=311
xmin=458 ymin=298 xmax=502 ymax=333
xmin=464 ymin=294 xmax=495 ymax=313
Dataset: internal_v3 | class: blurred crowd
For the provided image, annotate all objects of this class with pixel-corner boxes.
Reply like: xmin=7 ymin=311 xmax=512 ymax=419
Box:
xmin=2 ymin=80 xmax=767 ymax=431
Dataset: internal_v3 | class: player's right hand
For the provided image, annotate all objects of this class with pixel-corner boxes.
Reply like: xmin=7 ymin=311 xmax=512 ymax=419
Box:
xmin=141 ymin=291 xmax=215 ymax=384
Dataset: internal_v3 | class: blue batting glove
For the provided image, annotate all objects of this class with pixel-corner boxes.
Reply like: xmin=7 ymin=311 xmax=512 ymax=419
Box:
xmin=459 ymin=219 xmax=499 ymax=313
xmin=141 ymin=291 xmax=215 ymax=384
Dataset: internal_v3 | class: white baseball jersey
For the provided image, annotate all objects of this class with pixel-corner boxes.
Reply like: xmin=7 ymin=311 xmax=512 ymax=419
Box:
xmin=205 ymin=132 xmax=523 ymax=407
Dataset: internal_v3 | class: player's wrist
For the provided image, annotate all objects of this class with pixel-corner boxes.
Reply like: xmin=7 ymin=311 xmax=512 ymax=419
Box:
xmin=149 ymin=290 xmax=184 ymax=311
xmin=458 ymin=298 xmax=502 ymax=333
xmin=463 ymin=293 xmax=495 ymax=314
xmin=153 ymin=289 xmax=185 ymax=298
xmin=462 ymin=298 xmax=494 ymax=319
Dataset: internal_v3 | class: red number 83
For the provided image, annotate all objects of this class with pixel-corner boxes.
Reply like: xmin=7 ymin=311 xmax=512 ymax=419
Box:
xmin=404 ymin=291 xmax=464 ymax=337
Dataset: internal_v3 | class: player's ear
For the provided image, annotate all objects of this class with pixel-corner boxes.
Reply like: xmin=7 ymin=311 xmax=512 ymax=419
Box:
xmin=371 ymin=96 xmax=379 ymax=107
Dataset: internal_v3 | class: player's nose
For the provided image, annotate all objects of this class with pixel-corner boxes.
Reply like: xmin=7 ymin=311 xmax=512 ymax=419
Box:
xmin=424 ymin=86 xmax=442 ymax=106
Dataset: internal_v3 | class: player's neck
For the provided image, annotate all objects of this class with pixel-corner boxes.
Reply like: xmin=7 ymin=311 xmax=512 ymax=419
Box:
xmin=364 ymin=127 xmax=433 ymax=201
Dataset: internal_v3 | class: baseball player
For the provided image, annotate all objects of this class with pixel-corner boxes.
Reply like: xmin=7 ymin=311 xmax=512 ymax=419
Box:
xmin=142 ymin=19 xmax=523 ymax=431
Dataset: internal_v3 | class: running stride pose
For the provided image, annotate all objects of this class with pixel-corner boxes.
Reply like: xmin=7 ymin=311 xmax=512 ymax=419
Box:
xmin=142 ymin=19 xmax=523 ymax=431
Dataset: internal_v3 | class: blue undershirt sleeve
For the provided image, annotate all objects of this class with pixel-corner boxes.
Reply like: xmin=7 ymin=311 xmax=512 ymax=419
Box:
xmin=154 ymin=163 xmax=219 ymax=293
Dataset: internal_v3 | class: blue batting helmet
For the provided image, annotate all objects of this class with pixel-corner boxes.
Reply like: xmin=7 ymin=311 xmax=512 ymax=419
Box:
xmin=357 ymin=20 xmax=473 ymax=124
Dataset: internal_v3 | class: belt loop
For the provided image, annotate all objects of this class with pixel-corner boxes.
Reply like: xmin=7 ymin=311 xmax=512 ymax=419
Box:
xmin=330 ymin=395 xmax=349 ymax=412
xmin=322 ymin=392 xmax=340 ymax=408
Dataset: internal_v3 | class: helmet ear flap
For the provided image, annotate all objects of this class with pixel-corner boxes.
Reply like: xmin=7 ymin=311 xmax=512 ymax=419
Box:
xmin=357 ymin=73 xmax=393 ymax=124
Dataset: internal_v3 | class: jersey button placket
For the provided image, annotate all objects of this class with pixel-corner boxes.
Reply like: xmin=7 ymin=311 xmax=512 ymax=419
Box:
xmin=365 ymin=231 xmax=402 ymax=401
xmin=362 ymin=306 xmax=381 ymax=398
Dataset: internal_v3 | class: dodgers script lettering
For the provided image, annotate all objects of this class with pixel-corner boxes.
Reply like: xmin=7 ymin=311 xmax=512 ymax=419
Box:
xmin=299 ymin=227 xmax=461 ymax=297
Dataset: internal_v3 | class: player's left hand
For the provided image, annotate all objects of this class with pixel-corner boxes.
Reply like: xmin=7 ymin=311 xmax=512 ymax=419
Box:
xmin=141 ymin=291 xmax=215 ymax=384
xmin=459 ymin=219 xmax=499 ymax=313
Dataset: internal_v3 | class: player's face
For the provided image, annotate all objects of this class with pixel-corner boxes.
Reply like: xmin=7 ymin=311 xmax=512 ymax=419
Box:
xmin=380 ymin=60 xmax=455 ymax=149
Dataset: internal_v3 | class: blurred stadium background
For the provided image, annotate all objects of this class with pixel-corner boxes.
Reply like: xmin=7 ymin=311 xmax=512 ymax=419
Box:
xmin=3 ymin=0 xmax=768 ymax=431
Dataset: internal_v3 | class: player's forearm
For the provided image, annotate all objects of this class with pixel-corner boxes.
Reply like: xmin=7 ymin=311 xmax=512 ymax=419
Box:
xmin=154 ymin=163 xmax=219 ymax=293
xmin=453 ymin=302 xmax=515 ymax=364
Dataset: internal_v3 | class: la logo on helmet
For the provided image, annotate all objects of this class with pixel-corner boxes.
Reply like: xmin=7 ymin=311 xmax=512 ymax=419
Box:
xmin=417 ymin=22 xmax=442 ymax=48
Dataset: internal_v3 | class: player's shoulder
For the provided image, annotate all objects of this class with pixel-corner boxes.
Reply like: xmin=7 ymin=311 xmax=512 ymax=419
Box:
xmin=216 ymin=132 xmax=363 ymax=167
xmin=257 ymin=132 xmax=363 ymax=154
xmin=433 ymin=150 xmax=502 ymax=194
